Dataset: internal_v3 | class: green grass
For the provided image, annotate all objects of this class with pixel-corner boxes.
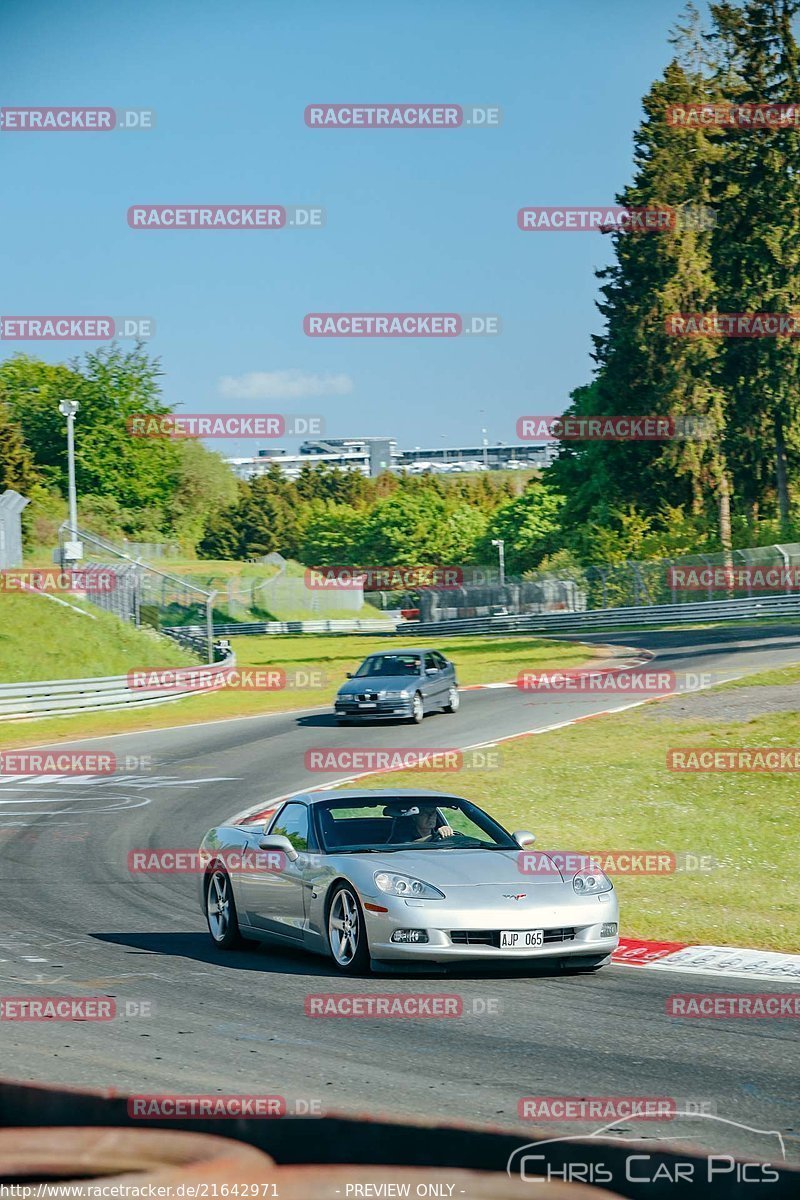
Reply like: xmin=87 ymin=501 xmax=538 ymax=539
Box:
xmin=337 ymin=682 xmax=800 ymax=952
xmin=0 ymin=632 xmax=593 ymax=749
xmin=0 ymin=592 xmax=194 ymax=683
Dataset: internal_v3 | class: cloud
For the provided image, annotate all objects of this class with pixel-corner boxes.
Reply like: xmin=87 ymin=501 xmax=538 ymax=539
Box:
xmin=218 ymin=369 xmax=353 ymax=400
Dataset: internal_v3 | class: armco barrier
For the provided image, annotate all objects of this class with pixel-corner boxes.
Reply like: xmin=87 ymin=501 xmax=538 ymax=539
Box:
xmin=0 ymin=650 xmax=235 ymax=721
xmin=166 ymin=617 xmax=399 ymax=637
xmin=405 ymin=593 xmax=800 ymax=636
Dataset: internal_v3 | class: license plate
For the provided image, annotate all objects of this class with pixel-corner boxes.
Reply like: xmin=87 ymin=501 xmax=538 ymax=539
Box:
xmin=500 ymin=929 xmax=544 ymax=948
xmin=358 ymin=702 xmax=377 ymax=709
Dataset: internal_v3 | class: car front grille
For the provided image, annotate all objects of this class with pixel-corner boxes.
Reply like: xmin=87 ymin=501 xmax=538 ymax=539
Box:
xmin=449 ymin=927 xmax=576 ymax=947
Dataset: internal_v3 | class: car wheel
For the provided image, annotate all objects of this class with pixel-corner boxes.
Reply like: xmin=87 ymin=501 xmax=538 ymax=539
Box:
xmin=443 ymin=686 xmax=460 ymax=713
xmin=409 ymin=692 xmax=424 ymax=724
xmin=205 ymin=867 xmax=245 ymax=950
xmin=327 ymin=883 xmax=371 ymax=974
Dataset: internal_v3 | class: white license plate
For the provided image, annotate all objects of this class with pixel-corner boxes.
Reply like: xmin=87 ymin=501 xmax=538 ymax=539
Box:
xmin=500 ymin=929 xmax=544 ymax=948
xmin=358 ymin=702 xmax=377 ymax=709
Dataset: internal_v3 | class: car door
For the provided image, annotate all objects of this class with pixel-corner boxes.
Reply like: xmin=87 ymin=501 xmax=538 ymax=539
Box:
xmin=433 ymin=651 xmax=455 ymax=693
xmin=422 ymin=651 xmax=446 ymax=706
xmin=239 ymin=802 xmax=312 ymax=940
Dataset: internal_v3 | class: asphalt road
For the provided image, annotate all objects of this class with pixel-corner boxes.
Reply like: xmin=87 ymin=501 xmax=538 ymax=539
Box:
xmin=1 ymin=624 xmax=799 ymax=1164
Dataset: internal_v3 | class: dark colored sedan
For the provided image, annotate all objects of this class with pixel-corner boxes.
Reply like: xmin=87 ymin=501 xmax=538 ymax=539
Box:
xmin=334 ymin=648 xmax=459 ymax=724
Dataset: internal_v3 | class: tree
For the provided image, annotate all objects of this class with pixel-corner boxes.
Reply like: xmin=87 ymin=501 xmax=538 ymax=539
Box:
xmin=0 ymin=399 xmax=37 ymax=494
xmin=478 ymin=482 xmax=563 ymax=574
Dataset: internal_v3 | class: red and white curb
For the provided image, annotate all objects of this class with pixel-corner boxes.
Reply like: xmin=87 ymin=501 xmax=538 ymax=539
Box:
xmin=613 ymin=938 xmax=800 ymax=985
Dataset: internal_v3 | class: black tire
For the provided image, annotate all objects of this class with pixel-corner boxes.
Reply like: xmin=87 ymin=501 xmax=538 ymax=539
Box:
xmin=443 ymin=685 xmax=460 ymax=714
xmin=205 ymin=867 xmax=245 ymax=950
xmin=409 ymin=691 xmax=424 ymax=724
xmin=326 ymin=882 xmax=371 ymax=975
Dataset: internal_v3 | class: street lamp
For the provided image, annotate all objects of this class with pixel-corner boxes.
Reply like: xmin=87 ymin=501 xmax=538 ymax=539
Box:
xmin=482 ymin=427 xmax=489 ymax=471
xmin=58 ymin=399 xmax=82 ymax=563
xmin=491 ymin=537 xmax=505 ymax=586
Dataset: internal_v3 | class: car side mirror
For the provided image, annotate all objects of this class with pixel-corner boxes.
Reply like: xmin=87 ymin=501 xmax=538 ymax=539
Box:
xmin=512 ymin=831 xmax=536 ymax=848
xmin=346 ymin=672 xmax=353 ymax=678
xmin=425 ymin=667 xmax=437 ymax=675
xmin=258 ymin=833 xmax=299 ymax=862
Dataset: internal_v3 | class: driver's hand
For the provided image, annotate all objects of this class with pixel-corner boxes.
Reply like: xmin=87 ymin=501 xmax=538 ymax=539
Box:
xmin=435 ymin=825 xmax=455 ymax=839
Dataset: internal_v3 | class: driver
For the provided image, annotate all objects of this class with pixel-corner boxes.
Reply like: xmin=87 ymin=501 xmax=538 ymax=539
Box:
xmin=392 ymin=803 xmax=455 ymax=843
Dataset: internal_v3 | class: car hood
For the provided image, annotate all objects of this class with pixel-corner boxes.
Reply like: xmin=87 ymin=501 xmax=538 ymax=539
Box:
xmin=341 ymin=848 xmax=567 ymax=885
xmin=337 ymin=675 xmax=419 ymax=696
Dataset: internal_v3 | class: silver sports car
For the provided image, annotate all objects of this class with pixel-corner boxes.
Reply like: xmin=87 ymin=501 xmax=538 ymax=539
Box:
xmin=199 ymin=790 xmax=619 ymax=974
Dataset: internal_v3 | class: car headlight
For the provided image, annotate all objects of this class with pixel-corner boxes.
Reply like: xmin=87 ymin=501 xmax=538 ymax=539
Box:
xmin=374 ymin=871 xmax=445 ymax=899
xmin=383 ymin=690 xmax=410 ymax=699
xmin=573 ymin=868 xmax=613 ymax=895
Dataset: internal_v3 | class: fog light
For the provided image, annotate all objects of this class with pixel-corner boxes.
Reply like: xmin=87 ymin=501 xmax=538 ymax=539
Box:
xmin=601 ymin=922 xmax=618 ymax=937
xmin=391 ymin=929 xmax=429 ymax=943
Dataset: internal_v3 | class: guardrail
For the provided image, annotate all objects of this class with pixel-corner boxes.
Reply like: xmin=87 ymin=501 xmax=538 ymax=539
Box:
xmin=0 ymin=651 xmax=236 ymax=722
xmin=404 ymin=593 xmax=800 ymax=636
xmin=165 ymin=617 xmax=399 ymax=637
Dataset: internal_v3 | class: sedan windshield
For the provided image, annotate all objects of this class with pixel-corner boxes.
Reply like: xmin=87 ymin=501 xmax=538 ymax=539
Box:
xmin=315 ymin=797 xmax=517 ymax=853
xmin=353 ymin=654 xmax=421 ymax=678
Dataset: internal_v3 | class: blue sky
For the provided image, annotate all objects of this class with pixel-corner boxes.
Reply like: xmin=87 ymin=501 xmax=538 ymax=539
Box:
xmin=2 ymin=0 xmax=696 ymax=457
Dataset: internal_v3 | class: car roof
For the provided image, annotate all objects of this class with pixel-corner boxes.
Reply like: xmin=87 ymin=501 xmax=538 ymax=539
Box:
xmin=359 ymin=647 xmax=442 ymax=657
xmin=294 ymin=788 xmax=465 ymax=807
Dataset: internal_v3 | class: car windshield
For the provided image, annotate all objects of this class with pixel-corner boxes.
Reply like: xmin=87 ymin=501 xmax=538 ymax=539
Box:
xmin=353 ymin=654 xmax=421 ymax=678
xmin=315 ymin=797 xmax=518 ymax=853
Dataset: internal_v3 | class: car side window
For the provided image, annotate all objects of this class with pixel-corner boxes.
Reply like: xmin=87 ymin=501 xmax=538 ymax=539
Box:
xmin=433 ymin=652 xmax=448 ymax=670
xmin=424 ymin=652 xmax=438 ymax=672
xmin=269 ymin=802 xmax=310 ymax=852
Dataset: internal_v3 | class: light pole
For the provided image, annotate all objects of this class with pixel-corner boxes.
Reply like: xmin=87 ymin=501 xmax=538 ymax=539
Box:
xmin=58 ymin=399 xmax=82 ymax=563
xmin=482 ymin=427 xmax=489 ymax=470
xmin=491 ymin=538 xmax=505 ymax=586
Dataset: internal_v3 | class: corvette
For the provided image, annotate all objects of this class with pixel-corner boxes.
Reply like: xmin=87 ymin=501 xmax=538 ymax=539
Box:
xmin=199 ymin=789 xmax=619 ymax=973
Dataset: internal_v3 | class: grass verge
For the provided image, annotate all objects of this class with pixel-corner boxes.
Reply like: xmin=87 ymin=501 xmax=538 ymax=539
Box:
xmin=338 ymin=682 xmax=799 ymax=951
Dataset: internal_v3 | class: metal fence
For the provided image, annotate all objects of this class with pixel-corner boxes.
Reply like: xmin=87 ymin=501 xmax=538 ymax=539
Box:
xmin=408 ymin=593 xmax=800 ymax=636
xmin=420 ymin=543 xmax=800 ymax=621
xmin=59 ymin=525 xmax=218 ymax=661
xmin=166 ymin=617 xmax=399 ymax=639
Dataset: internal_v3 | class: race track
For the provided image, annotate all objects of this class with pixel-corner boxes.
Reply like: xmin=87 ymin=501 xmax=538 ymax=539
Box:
xmin=2 ymin=624 xmax=799 ymax=1163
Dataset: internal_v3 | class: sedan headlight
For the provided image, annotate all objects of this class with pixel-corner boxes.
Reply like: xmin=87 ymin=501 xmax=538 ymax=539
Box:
xmin=374 ymin=871 xmax=445 ymax=899
xmin=383 ymin=690 xmax=411 ymax=699
xmin=573 ymin=868 xmax=613 ymax=895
